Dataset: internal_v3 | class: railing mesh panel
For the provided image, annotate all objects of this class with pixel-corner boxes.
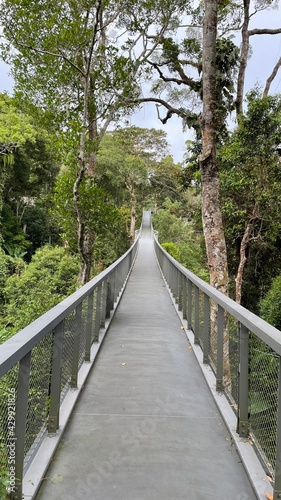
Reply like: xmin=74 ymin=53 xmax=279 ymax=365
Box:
xmin=61 ymin=310 xmax=75 ymax=399
xmin=78 ymin=299 xmax=88 ymax=368
xmin=0 ymin=364 xmax=18 ymax=493
xmin=24 ymin=334 xmax=53 ymax=469
xmin=92 ymin=290 xmax=97 ymax=344
xmin=209 ymin=300 xmax=218 ymax=373
xmin=249 ymin=334 xmax=278 ymax=479
xmin=198 ymin=290 xmax=205 ymax=348
xmin=223 ymin=314 xmax=239 ymax=408
xmin=189 ymin=284 xmax=195 ymax=333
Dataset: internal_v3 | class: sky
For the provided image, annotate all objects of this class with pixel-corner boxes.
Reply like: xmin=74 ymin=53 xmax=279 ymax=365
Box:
xmin=0 ymin=4 xmax=281 ymax=163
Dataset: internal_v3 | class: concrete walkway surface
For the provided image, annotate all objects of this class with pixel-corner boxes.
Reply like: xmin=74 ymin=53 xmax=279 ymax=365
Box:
xmin=36 ymin=212 xmax=256 ymax=500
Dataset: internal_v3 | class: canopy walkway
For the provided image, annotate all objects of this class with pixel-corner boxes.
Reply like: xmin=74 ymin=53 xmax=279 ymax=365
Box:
xmin=0 ymin=211 xmax=279 ymax=499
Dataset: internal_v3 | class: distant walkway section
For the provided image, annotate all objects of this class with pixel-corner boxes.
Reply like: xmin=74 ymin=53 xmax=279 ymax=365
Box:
xmin=36 ymin=212 xmax=256 ymax=500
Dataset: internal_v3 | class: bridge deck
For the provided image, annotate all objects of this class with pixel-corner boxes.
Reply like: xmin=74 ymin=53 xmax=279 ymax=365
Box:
xmin=36 ymin=213 xmax=256 ymax=500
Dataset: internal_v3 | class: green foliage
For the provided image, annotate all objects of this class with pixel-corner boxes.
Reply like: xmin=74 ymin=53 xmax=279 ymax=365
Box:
xmin=219 ymin=91 xmax=281 ymax=308
xmin=0 ymin=250 xmax=25 ymax=308
xmin=152 ymin=200 xmax=209 ymax=281
xmin=260 ymin=276 xmax=281 ymax=330
xmin=53 ymin=167 xmax=128 ymax=267
xmin=162 ymin=242 xmax=180 ymax=261
xmin=0 ymin=93 xmax=36 ymax=155
xmin=2 ymin=246 xmax=80 ymax=336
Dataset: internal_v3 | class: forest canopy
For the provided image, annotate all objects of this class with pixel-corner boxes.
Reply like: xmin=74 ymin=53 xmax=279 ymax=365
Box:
xmin=0 ymin=0 xmax=281 ymax=340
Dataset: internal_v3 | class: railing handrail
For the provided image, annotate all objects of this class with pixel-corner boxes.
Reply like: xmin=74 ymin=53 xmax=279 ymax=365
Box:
xmin=0 ymin=236 xmax=140 ymax=377
xmin=154 ymin=236 xmax=281 ymax=355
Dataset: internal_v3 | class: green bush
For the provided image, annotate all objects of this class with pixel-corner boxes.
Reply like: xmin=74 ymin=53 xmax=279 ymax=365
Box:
xmin=153 ymin=204 xmax=209 ymax=282
xmin=2 ymin=245 xmax=80 ymax=336
xmin=162 ymin=242 xmax=180 ymax=261
xmin=260 ymin=276 xmax=281 ymax=330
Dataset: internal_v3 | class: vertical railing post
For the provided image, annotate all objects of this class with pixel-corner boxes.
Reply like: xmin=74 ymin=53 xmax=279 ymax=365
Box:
xmin=182 ymin=277 xmax=187 ymax=320
xmin=274 ymin=357 xmax=281 ymax=500
xmin=203 ymin=294 xmax=210 ymax=364
xmin=113 ymin=268 xmax=118 ymax=302
xmin=129 ymin=249 xmax=133 ymax=271
xmin=194 ymin=286 xmax=199 ymax=344
xmin=216 ymin=305 xmax=224 ymax=391
xmin=12 ymin=351 xmax=31 ymax=500
xmin=178 ymin=271 xmax=182 ymax=310
xmin=237 ymin=322 xmax=249 ymax=437
xmin=85 ymin=292 xmax=94 ymax=361
xmin=94 ymin=284 xmax=102 ymax=343
xmin=48 ymin=321 xmax=64 ymax=433
xmin=175 ymin=269 xmax=179 ymax=304
xmin=214 ymin=305 xmax=224 ymax=391
xmin=106 ymin=275 xmax=114 ymax=318
xmin=187 ymin=279 xmax=192 ymax=330
xmin=101 ymin=280 xmax=107 ymax=327
xmin=71 ymin=303 xmax=82 ymax=388
xmin=170 ymin=262 xmax=174 ymax=294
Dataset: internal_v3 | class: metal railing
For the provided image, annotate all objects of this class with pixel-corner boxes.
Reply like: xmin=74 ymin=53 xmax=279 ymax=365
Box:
xmin=154 ymin=234 xmax=281 ymax=500
xmin=0 ymin=236 xmax=139 ymax=500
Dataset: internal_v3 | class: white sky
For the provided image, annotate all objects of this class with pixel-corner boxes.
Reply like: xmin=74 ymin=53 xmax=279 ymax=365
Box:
xmin=0 ymin=4 xmax=280 ymax=163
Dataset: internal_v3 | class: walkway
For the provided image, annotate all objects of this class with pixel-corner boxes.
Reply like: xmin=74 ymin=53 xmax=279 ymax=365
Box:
xmin=36 ymin=213 xmax=256 ymax=500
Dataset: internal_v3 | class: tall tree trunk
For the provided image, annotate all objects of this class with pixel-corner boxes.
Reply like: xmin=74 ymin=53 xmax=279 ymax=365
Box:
xmin=129 ymin=189 xmax=137 ymax=244
xmin=200 ymin=0 xmax=231 ymax=388
xmin=74 ymin=77 xmax=92 ymax=285
xmin=88 ymin=75 xmax=98 ymax=177
xmin=78 ymin=232 xmax=93 ymax=284
xmin=235 ymin=222 xmax=252 ymax=304
xmin=235 ymin=0 xmax=250 ymax=116
xmin=200 ymin=0 xmax=229 ymax=296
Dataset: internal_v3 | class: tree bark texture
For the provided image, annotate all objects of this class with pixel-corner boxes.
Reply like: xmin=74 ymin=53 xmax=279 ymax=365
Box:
xmin=235 ymin=222 xmax=252 ymax=304
xmin=263 ymin=56 xmax=281 ymax=96
xmin=200 ymin=0 xmax=231 ymax=388
xmin=129 ymin=189 xmax=137 ymax=244
xmin=200 ymin=0 xmax=229 ymax=296
xmin=235 ymin=0 xmax=250 ymax=116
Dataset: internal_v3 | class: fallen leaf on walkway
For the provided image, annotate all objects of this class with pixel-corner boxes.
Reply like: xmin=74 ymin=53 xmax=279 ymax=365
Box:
xmin=265 ymin=493 xmax=273 ymax=500
xmin=188 ymin=346 xmax=192 ymax=350
xmin=51 ymin=474 xmax=64 ymax=484
xmin=121 ymin=362 xmax=126 ymax=366
xmin=266 ymin=474 xmax=273 ymax=483
xmin=180 ymin=325 xmax=184 ymax=330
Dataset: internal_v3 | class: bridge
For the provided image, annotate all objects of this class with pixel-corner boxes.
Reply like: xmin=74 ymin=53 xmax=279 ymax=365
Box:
xmin=0 ymin=211 xmax=280 ymax=499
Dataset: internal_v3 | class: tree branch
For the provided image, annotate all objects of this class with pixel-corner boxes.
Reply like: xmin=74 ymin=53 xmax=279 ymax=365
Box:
xmin=248 ymin=28 xmax=281 ymax=36
xmin=14 ymin=40 xmax=86 ymax=78
xmin=263 ymin=56 xmax=281 ymax=96
xmin=148 ymin=61 xmax=199 ymax=90
xmin=86 ymin=0 xmax=103 ymax=77
xmin=128 ymin=97 xmax=187 ymax=124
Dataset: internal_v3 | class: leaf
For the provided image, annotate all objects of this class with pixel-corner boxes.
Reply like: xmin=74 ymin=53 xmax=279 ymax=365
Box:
xmin=265 ymin=493 xmax=273 ymax=500
xmin=180 ymin=325 xmax=185 ymax=330
xmin=188 ymin=345 xmax=193 ymax=350
xmin=266 ymin=474 xmax=273 ymax=483
xmin=121 ymin=362 xmax=126 ymax=366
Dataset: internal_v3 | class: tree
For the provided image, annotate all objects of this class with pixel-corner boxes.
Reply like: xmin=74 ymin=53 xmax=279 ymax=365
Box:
xmin=0 ymin=0 xmax=187 ymax=283
xmin=219 ymin=90 xmax=281 ymax=306
xmin=199 ymin=0 xmax=229 ymax=295
xmin=2 ymin=246 xmax=80 ymax=335
xmin=127 ymin=0 xmax=280 ymax=296
xmin=234 ymin=0 xmax=281 ymax=115
xmin=52 ymin=167 xmax=128 ymax=272
xmin=1 ymin=136 xmax=60 ymax=258
xmin=0 ymin=93 xmax=37 ymax=242
xmin=260 ymin=276 xmax=281 ymax=330
xmin=96 ymin=126 xmax=176 ymax=241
